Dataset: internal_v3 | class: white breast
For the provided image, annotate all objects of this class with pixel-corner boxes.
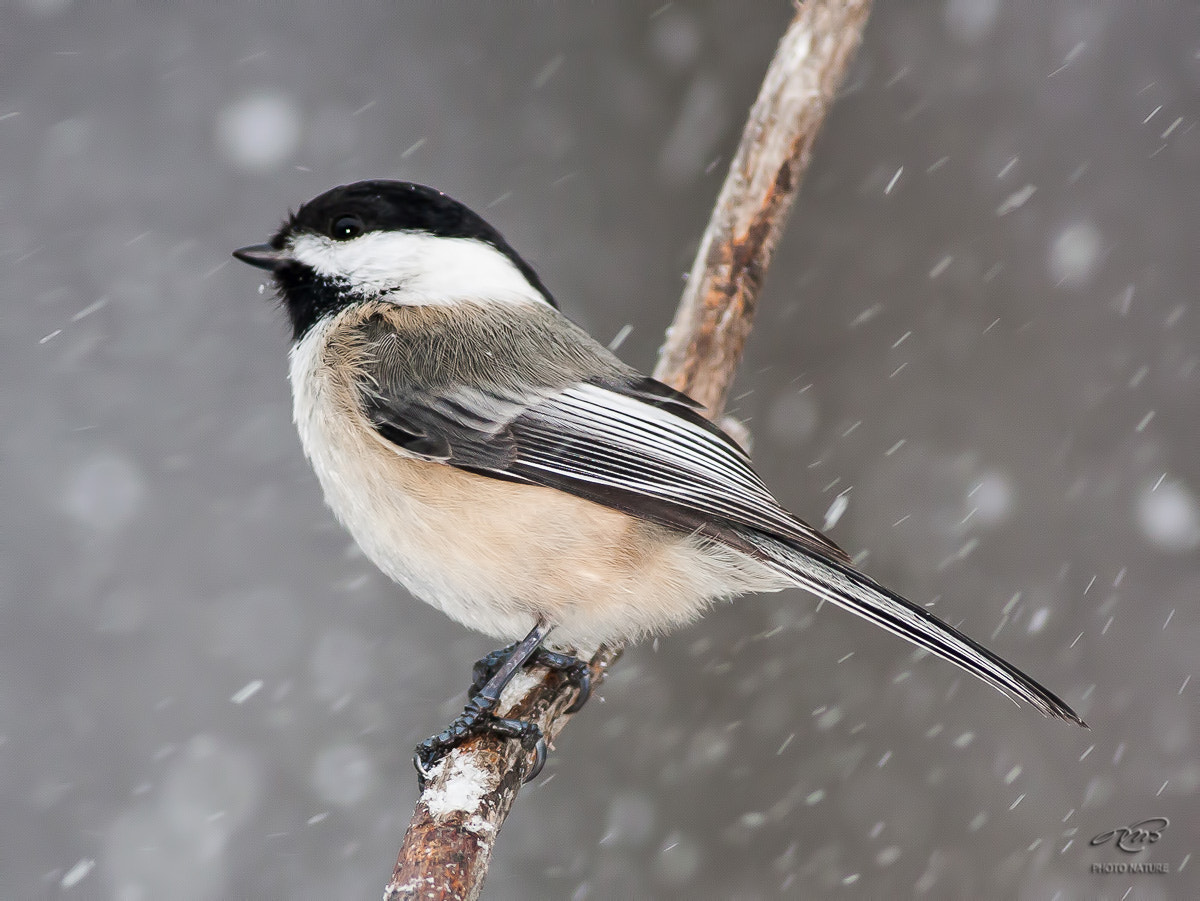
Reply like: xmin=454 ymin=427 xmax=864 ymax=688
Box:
xmin=288 ymin=316 xmax=448 ymax=603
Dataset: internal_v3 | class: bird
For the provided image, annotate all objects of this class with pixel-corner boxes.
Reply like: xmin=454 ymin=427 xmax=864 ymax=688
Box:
xmin=233 ymin=180 xmax=1085 ymax=783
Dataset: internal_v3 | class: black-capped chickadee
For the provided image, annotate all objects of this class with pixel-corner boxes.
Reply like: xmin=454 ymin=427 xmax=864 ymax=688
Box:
xmin=234 ymin=180 xmax=1084 ymax=782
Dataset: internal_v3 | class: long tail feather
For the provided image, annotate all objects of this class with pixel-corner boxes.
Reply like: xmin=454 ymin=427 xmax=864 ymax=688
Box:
xmin=744 ymin=532 xmax=1086 ymax=726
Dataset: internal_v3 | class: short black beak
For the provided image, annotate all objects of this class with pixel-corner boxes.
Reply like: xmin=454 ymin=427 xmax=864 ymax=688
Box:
xmin=232 ymin=243 xmax=292 ymax=272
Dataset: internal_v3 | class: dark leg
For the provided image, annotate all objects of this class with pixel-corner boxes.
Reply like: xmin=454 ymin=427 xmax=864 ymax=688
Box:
xmin=413 ymin=620 xmax=552 ymax=789
xmin=470 ymin=645 xmax=592 ymax=715
xmin=470 ymin=642 xmax=519 ymax=695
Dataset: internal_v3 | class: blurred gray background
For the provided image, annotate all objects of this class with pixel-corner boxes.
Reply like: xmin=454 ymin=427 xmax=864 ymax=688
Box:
xmin=3 ymin=1 xmax=1198 ymax=899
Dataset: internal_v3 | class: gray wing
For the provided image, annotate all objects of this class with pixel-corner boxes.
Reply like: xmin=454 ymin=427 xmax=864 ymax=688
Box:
xmin=352 ymin=313 xmax=1086 ymax=726
xmin=356 ymin=335 xmax=851 ymax=566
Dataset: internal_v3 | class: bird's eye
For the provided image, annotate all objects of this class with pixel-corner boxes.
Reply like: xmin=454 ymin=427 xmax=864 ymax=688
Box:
xmin=331 ymin=215 xmax=364 ymax=241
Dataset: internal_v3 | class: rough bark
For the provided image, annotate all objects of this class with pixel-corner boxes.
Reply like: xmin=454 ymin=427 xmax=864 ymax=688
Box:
xmin=655 ymin=0 xmax=872 ymax=415
xmin=385 ymin=3 xmax=872 ymax=899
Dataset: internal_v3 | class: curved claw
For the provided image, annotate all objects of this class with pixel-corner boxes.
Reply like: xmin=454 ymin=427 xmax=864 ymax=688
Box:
xmin=524 ymin=735 xmax=548 ymax=782
xmin=413 ymin=747 xmax=437 ymax=791
xmin=563 ymin=665 xmax=591 ymax=714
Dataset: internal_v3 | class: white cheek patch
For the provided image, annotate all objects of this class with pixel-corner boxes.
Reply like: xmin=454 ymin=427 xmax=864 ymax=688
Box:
xmin=288 ymin=231 xmax=546 ymax=307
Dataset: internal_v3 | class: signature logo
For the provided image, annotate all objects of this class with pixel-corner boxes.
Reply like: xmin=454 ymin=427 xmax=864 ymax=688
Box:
xmin=1090 ymin=818 xmax=1169 ymax=854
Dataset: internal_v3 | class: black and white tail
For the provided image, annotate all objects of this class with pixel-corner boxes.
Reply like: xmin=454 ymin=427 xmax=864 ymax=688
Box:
xmin=743 ymin=532 xmax=1086 ymax=726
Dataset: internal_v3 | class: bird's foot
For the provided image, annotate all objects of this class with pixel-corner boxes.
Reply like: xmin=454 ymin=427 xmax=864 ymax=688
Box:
xmin=414 ymin=622 xmax=586 ymax=791
xmin=412 ymin=692 xmax=546 ymax=790
xmin=470 ymin=644 xmax=592 ymax=714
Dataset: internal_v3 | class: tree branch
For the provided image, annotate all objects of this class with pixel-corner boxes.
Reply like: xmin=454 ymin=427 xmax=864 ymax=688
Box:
xmin=654 ymin=0 xmax=872 ymax=415
xmin=384 ymin=3 xmax=872 ymax=899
